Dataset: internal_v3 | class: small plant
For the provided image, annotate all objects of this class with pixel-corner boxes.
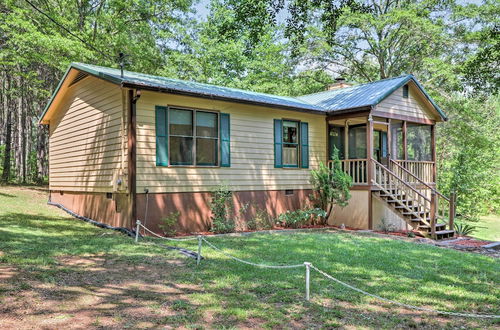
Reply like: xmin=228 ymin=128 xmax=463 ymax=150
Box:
xmin=209 ymin=184 xmax=236 ymax=234
xmin=158 ymin=211 xmax=179 ymax=237
xmin=454 ymin=222 xmax=477 ymax=236
xmin=247 ymin=206 xmax=274 ymax=230
xmin=278 ymin=208 xmax=326 ymax=228
xmin=378 ymin=217 xmax=395 ymax=233
xmin=407 ymin=231 xmax=416 ymax=238
xmin=309 ymin=147 xmax=352 ymax=225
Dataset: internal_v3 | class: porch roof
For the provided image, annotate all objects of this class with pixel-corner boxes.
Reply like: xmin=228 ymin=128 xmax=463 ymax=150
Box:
xmin=297 ymin=75 xmax=447 ymax=120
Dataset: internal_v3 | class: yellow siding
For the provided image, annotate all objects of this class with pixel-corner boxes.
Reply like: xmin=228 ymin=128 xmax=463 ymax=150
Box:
xmin=375 ymin=83 xmax=439 ymax=121
xmin=136 ymin=91 xmax=327 ymax=193
xmin=49 ymin=76 xmax=128 ymax=192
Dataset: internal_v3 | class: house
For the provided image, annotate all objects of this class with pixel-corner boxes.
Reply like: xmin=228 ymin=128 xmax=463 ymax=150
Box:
xmin=39 ymin=63 xmax=456 ymax=239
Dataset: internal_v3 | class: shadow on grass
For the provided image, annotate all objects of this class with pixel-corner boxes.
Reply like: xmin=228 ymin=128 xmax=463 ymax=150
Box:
xmin=0 ymin=211 xmax=498 ymax=328
xmin=0 ymin=192 xmax=16 ymax=198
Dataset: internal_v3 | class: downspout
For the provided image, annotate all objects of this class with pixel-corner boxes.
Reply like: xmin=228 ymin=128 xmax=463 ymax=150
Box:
xmin=128 ymin=89 xmax=141 ymax=228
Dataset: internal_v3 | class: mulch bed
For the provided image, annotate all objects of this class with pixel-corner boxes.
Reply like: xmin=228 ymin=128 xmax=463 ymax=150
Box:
xmin=450 ymin=239 xmax=493 ymax=247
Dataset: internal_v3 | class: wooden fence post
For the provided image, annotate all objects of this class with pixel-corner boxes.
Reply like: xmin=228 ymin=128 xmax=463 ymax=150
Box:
xmin=449 ymin=192 xmax=456 ymax=231
xmin=430 ymin=192 xmax=436 ymax=239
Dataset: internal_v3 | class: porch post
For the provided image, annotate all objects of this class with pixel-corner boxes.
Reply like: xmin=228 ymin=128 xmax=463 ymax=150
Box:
xmin=344 ymin=120 xmax=349 ymax=160
xmin=387 ymin=119 xmax=392 ymax=168
xmin=402 ymin=120 xmax=408 ymax=161
xmin=431 ymin=124 xmax=437 ymax=183
xmin=366 ymin=115 xmax=374 ymax=230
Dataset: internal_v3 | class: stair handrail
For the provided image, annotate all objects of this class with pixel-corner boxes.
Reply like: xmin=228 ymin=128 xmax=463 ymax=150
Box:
xmin=371 ymin=159 xmax=434 ymax=229
xmin=372 ymin=159 xmax=430 ymax=203
xmin=389 ymin=159 xmax=448 ymax=201
xmin=390 ymin=159 xmax=455 ymax=231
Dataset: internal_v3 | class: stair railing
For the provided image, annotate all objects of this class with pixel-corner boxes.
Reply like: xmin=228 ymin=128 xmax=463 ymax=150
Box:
xmin=371 ymin=159 xmax=434 ymax=231
xmin=390 ymin=159 xmax=456 ymax=231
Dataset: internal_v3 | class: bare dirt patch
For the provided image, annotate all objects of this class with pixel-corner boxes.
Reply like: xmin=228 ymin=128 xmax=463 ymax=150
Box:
xmin=0 ymin=255 xmax=207 ymax=329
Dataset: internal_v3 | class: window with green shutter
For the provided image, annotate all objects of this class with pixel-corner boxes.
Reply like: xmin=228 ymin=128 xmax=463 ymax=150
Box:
xmin=155 ymin=106 xmax=168 ymax=166
xmin=274 ymin=119 xmax=309 ymax=168
xmin=220 ymin=113 xmax=230 ymax=167
xmin=300 ymin=122 xmax=309 ymax=168
xmin=274 ymin=119 xmax=283 ymax=168
xmin=155 ymin=106 xmax=230 ymax=167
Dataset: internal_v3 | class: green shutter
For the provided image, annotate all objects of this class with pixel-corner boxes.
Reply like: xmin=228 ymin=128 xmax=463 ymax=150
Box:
xmin=274 ymin=119 xmax=283 ymax=168
xmin=300 ymin=122 xmax=309 ymax=168
xmin=155 ymin=106 xmax=168 ymax=166
xmin=220 ymin=113 xmax=230 ymax=167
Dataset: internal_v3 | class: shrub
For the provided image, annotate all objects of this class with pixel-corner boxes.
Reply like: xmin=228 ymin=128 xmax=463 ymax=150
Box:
xmin=278 ymin=208 xmax=326 ymax=229
xmin=247 ymin=206 xmax=274 ymax=231
xmin=209 ymin=184 xmax=236 ymax=234
xmin=378 ymin=217 xmax=396 ymax=233
xmin=454 ymin=222 xmax=477 ymax=236
xmin=310 ymin=148 xmax=352 ymax=225
xmin=158 ymin=211 xmax=179 ymax=237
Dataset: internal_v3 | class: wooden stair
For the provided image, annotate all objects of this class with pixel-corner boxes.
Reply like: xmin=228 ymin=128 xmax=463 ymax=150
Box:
xmin=371 ymin=159 xmax=456 ymax=240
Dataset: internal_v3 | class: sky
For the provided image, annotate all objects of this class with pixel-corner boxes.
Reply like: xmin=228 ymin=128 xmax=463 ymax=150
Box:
xmin=193 ymin=0 xmax=485 ymax=20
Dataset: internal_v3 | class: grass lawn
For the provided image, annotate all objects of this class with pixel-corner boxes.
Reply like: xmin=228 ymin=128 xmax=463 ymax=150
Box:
xmin=0 ymin=186 xmax=499 ymax=328
xmin=472 ymin=214 xmax=500 ymax=241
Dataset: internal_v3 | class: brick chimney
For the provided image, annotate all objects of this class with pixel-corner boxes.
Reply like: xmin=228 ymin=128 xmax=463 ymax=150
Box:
xmin=327 ymin=78 xmax=352 ymax=90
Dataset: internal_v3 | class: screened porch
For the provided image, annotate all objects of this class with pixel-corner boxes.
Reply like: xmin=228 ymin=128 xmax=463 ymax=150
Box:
xmin=327 ymin=115 xmax=436 ymax=186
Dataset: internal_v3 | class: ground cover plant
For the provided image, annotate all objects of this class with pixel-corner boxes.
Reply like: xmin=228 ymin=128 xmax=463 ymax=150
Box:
xmin=0 ymin=186 xmax=499 ymax=328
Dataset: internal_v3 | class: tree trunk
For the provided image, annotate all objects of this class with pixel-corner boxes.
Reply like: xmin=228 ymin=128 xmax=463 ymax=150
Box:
xmin=2 ymin=109 xmax=12 ymax=183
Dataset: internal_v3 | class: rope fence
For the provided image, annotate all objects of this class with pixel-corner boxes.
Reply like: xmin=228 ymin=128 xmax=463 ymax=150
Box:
xmin=134 ymin=220 xmax=500 ymax=320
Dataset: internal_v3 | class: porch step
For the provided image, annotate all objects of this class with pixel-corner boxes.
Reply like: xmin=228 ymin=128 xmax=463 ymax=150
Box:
xmin=418 ymin=223 xmax=447 ymax=232
xmin=403 ymin=211 xmax=429 ymax=216
xmin=434 ymin=230 xmax=455 ymax=239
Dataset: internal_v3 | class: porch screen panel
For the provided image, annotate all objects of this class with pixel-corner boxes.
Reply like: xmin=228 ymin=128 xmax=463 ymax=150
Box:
xmin=155 ymin=106 xmax=168 ymax=166
xmin=300 ymin=122 xmax=309 ymax=168
xmin=274 ymin=119 xmax=283 ymax=168
xmin=348 ymin=125 xmax=367 ymax=159
xmin=390 ymin=121 xmax=404 ymax=159
xmin=329 ymin=126 xmax=345 ymax=160
xmin=407 ymin=124 xmax=432 ymax=161
xmin=220 ymin=113 xmax=230 ymax=167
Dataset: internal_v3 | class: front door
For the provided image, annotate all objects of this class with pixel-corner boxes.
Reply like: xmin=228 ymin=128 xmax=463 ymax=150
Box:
xmin=373 ymin=130 xmax=388 ymax=165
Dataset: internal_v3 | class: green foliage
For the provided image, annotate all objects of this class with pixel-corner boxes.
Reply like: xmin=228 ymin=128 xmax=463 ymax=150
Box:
xmin=454 ymin=222 xmax=477 ymax=237
xmin=436 ymin=94 xmax=500 ymax=219
xmin=277 ymin=208 xmax=326 ymax=229
xmin=158 ymin=211 xmax=180 ymax=237
xmin=378 ymin=218 xmax=395 ymax=234
xmin=246 ymin=207 xmax=274 ymax=231
xmin=310 ymin=148 xmax=352 ymax=225
xmin=209 ymin=184 xmax=236 ymax=234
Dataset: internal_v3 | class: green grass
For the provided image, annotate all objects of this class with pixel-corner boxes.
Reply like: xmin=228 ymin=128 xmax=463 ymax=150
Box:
xmin=0 ymin=186 xmax=499 ymax=328
xmin=472 ymin=214 xmax=500 ymax=241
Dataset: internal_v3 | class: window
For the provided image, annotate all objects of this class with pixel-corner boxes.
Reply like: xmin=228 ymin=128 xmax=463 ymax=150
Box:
xmin=403 ymin=85 xmax=409 ymax=98
xmin=169 ymin=108 xmax=218 ymax=166
xmin=282 ymin=120 xmax=299 ymax=167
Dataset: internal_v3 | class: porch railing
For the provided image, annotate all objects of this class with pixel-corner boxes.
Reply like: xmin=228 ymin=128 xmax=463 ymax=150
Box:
xmin=392 ymin=160 xmax=434 ymax=184
xmin=328 ymin=159 xmax=368 ymax=185
xmin=389 ymin=159 xmax=456 ymax=232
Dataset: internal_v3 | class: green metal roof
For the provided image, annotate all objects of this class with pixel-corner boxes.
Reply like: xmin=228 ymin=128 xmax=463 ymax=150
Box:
xmin=40 ymin=63 xmax=447 ymax=122
xmin=297 ymin=74 xmax=447 ymax=120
